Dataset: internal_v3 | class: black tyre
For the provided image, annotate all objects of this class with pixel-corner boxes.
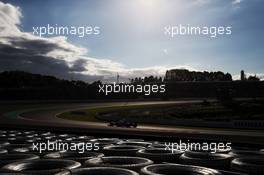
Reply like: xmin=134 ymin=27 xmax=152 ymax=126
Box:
xmin=231 ymin=146 xmax=259 ymax=151
xmin=0 ymin=131 xmax=7 ymax=134
xmin=126 ymin=139 xmax=145 ymax=142
xmin=219 ymin=170 xmax=247 ymax=175
xmin=55 ymin=167 xmax=139 ymax=175
xmin=0 ymin=149 xmax=7 ymax=155
xmin=0 ymin=173 xmax=26 ymax=175
xmin=2 ymin=159 xmax=81 ymax=175
xmin=117 ymin=141 xmax=152 ymax=147
xmin=0 ymin=141 xmax=10 ymax=148
xmin=10 ymin=147 xmax=30 ymax=153
xmin=0 ymin=153 xmax=39 ymax=167
xmin=23 ymin=131 xmax=37 ymax=135
xmin=2 ymin=144 xmax=31 ymax=153
xmin=90 ymin=138 xmax=120 ymax=145
xmin=84 ymin=156 xmax=153 ymax=172
xmin=44 ymin=151 xmax=104 ymax=164
xmin=24 ymin=134 xmax=39 ymax=139
xmin=180 ymin=151 xmax=232 ymax=170
xmin=75 ymin=135 xmax=93 ymax=140
xmin=103 ymin=145 xmax=144 ymax=156
xmin=231 ymin=157 xmax=264 ymax=175
xmin=148 ymin=143 xmax=167 ymax=149
xmin=90 ymin=138 xmax=120 ymax=149
xmin=136 ymin=148 xmax=184 ymax=163
xmin=141 ymin=164 xmax=222 ymax=175
xmin=56 ymin=134 xmax=74 ymax=138
xmin=39 ymin=132 xmax=53 ymax=137
xmin=7 ymin=137 xmax=28 ymax=144
xmin=25 ymin=137 xmax=42 ymax=143
xmin=42 ymin=136 xmax=56 ymax=140
xmin=229 ymin=150 xmax=264 ymax=158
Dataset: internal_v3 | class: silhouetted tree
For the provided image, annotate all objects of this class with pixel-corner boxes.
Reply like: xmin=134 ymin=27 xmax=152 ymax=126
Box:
xmin=248 ymin=75 xmax=260 ymax=81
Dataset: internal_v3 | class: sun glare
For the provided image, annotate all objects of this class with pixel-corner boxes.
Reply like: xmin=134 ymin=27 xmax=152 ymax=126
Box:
xmin=138 ymin=0 xmax=160 ymax=9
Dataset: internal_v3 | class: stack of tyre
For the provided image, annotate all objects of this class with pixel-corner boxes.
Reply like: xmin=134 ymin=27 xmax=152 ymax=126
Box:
xmin=0 ymin=129 xmax=263 ymax=175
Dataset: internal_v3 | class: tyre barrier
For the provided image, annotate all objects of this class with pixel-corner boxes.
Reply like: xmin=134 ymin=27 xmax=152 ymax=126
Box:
xmin=75 ymin=135 xmax=94 ymax=140
xmin=63 ymin=139 xmax=92 ymax=145
xmin=90 ymin=138 xmax=121 ymax=150
xmin=0 ymin=135 xmax=7 ymax=139
xmin=39 ymin=132 xmax=53 ymax=136
xmin=25 ymin=134 xmax=40 ymax=138
xmin=7 ymin=134 xmax=17 ymax=137
xmin=42 ymin=136 xmax=57 ymax=140
xmin=136 ymin=148 xmax=184 ymax=163
xmin=141 ymin=163 xmax=222 ymax=175
xmin=55 ymin=167 xmax=139 ymax=175
xmin=126 ymin=139 xmax=145 ymax=142
xmin=231 ymin=157 xmax=264 ymax=175
xmin=57 ymin=134 xmax=73 ymax=138
xmin=0 ymin=153 xmax=39 ymax=168
xmin=0 ymin=131 xmax=7 ymax=134
xmin=7 ymin=137 xmax=28 ymax=144
xmin=2 ymin=159 xmax=81 ymax=175
xmin=90 ymin=138 xmax=121 ymax=145
xmin=0 ymin=129 xmax=262 ymax=175
xmin=219 ymin=170 xmax=248 ymax=175
xmin=2 ymin=144 xmax=31 ymax=153
xmin=0 ymin=141 xmax=10 ymax=148
xmin=0 ymin=173 xmax=26 ymax=175
xmin=67 ymin=139 xmax=92 ymax=144
xmin=117 ymin=141 xmax=152 ymax=147
xmin=103 ymin=145 xmax=144 ymax=156
xmin=25 ymin=134 xmax=39 ymax=138
xmin=231 ymin=146 xmax=259 ymax=151
xmin=228 ymin=150 xmax=264 ymax=158
xmin=84 ymin=156 xmax=153 ymax=172
xmin=10 ymin=147 xmax=30 ymax=153
xmin=64 ymin=138 xmax=75 ymax=142
xmin=184 ymin=144 xmax=231 ymax=154
xmin=44 ymin=151 xmax=104 ymax=164
xmin=27 ymin=143 xmax=59 ymax=157
xmin=27 ymin=150 xmax=57 ymax=158
xmin=26 ymin=138 xmax=42 ymax=144
xmin=148 ymin=143 xmax=167 ymax=149
xmin=180 ymin=151 xmax=232 ymax=170
xmin=56 ymin=137 xmax=75 ymax=142
xmin=23 ymin=131 xmax=37 ymax=135
xmin=215 ymin=148 xmax=232 ymax=154
xmin=7 ymin=131 xmax=22 ymax=135
xmin=0 ymin=149 xmax=7 ymax=155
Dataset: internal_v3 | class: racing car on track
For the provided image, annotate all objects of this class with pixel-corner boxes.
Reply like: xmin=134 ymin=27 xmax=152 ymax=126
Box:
xmin=108 ymin=119 xmax=138 ymax=128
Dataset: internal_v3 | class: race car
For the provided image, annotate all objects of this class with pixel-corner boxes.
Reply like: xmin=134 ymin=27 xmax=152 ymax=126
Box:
xmin=108 ymin=119 xmax=137 ymax=128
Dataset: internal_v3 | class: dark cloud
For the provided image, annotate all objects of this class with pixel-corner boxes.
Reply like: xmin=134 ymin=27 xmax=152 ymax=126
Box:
xmin=0 ymin=42 xmax=99 ymax=82
xmin=3 ymin=36 xmax=64 ymax=54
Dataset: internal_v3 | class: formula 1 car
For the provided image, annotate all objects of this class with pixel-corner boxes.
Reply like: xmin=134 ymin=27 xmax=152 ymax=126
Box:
xmin=108 ymin=119 xmax=137 ymax=128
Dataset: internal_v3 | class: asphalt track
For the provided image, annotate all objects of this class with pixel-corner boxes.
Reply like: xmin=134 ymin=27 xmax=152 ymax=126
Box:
xmin=0 ymin=100 xmax=263 ymax=145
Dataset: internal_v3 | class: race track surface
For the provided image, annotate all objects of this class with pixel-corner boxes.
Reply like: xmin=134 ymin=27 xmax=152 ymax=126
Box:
xmin=0 ymin=101 xmax=263 ymax=145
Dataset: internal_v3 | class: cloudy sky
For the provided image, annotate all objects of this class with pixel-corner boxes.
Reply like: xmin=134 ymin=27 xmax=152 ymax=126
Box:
xmin=0 ymin=0 xmax=263 ymax=82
